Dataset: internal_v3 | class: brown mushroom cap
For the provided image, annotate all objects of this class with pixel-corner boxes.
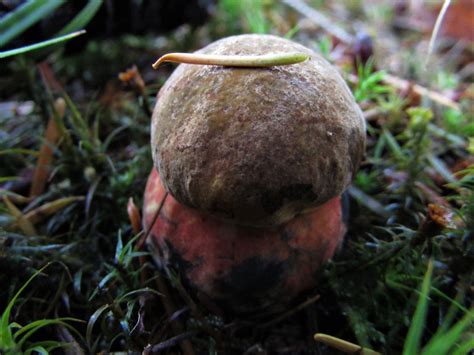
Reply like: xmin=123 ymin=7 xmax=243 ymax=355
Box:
xmin=151 ymin=34 xmax=365 ymax=227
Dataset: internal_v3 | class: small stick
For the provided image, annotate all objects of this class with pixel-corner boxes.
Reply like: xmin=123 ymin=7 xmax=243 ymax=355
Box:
xmin=256 ymin=293 xmax=321 ymax=329
xmin=314 ymin=333 xmax=381 ymax=355
xmin=171 ymin=274 xmax=223 ymax=343
xmin=143 ymin=192 xmax=195 ymax=355
xmin=383 ymin=73 xmax=459 ymax=111
xmin=152 ymin=52 xmax=310 ymax=69
xmin=346 ymin=72 xmax=460 ymax=111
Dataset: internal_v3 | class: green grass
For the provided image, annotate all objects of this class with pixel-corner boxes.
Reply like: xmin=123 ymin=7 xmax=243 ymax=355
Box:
xmin=403 ymin=259 xmax=433 ymax=355
xmin=0 ymin=0 xmax=102 ymax=58
xmin=0 ymin=31 xmax=86 ymax=59
xmin=0 ymin=1 xmax=473 ymax=353
xmin=216 ymin=0 xmax=271 ymax=34
xmin=0 ymin=263 xmax=82 ymax=354
xmin=0 ymin=0 xmax=64 ymax=47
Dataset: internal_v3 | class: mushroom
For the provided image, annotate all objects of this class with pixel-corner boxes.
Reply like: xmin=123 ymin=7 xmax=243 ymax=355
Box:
xmin=151 ymin=34 xmax=365 ymax=227
xmin=144 ymin=34 xmax=365 ymax=310
xmin=143 ymin=168 xmax=347 ymax=312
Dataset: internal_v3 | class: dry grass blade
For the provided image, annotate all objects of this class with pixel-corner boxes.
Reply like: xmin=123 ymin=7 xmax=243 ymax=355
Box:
xmin=256 ymin=294 xmax=320 ymax=329
xmin=314 ymin=333 xmax=381 ymax=354
xmin=30 ymin=97 xmax=66 ymax=197
xmin=23 ymin=196 xmax=85 ymax=225
xmin=3 ymin=195 xmax=37 ymax=236
xmin=0 ymin=189 xmax=32 ymax=204
xmin=426 ymin=0 xmax=452 ymax=66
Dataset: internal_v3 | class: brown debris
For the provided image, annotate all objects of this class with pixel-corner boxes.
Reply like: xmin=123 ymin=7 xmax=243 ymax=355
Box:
xmin=418 ymin=203 xmax=452 ymax=238
xmin=29 ymin=98 xmax=66 ymax=197
xmin=119 ymin=65 xmax=152 ymax=116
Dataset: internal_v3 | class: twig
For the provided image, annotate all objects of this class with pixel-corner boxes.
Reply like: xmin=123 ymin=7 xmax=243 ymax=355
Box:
xmin=314 ymin=333 xmax=380 ymax=354
xmin=127 ymin=193 xmax=194 ymax=355
xmin=281 ymin=0 xmax=354 ymax=44
xmin=142 ymin=192 xmax=195 ymax=355
xmin=256 ymin=294 xmax=321 ymax=329
xmin=153 ymin=277 xmax=195 ymax=355
xmin=144 ymin=192 xmax=168 ymax=242
xmin=383 ymin=73 xmax=459 ymax=110
xmin=347 ymin=72 xmax=460 ymax=110
xmin=172 ymin=274 xmax=223 ymax=343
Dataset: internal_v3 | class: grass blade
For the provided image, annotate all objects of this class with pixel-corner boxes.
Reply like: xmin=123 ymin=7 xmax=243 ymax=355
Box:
xmin=0 ymin=148 xmax=39 ymax=157
xmin=25 ymin=345 xmax=48 ymax=355
xmin=0 ymin=30 xmax=86 ymax=59
xmin=0 ymin=0 xmax=65 ymax=47
xmin=383 ymin=129 xmax=404 ymax=160
xmin=22 ymin=196 xmax=85 ymax=225
xmin=26 ymin=341 xmax=68 ymax=353
xmin=453 ymin=336 xmax=474 ymax=355
xmin=0 ymin=263 xmax=50 ymax=351
xmin=421 ymin=310 xmax=474 ymax=355
xmin=56 ymin=0 xmax=103 ymax=36
xmin=3 ymin=195 xmax=37 ymax=236
xmin=403 ymin=259 xmax=434 ymax=355
xmin=15 ymin=318 xmax=80 ymax=348
xmin=86 ymin=304 xmax=110 ymax=350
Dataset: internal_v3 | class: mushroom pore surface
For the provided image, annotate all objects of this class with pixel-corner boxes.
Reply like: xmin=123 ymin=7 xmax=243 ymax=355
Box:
xmin=151 ymin=34 xmax=365 ymax=227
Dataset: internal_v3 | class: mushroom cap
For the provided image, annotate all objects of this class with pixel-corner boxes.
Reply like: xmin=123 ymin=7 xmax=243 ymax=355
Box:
xmin=152 ymin=34 xmax=365 ymax=227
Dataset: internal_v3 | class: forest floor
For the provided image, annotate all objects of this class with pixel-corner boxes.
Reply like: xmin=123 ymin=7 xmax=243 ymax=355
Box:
xmin=0 ymin=1 xmax=473 ymax=354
